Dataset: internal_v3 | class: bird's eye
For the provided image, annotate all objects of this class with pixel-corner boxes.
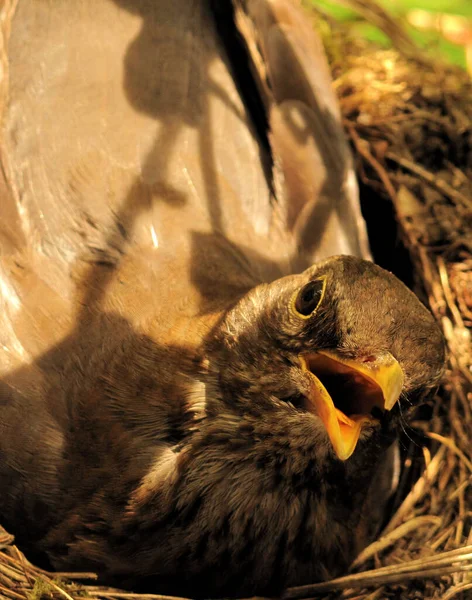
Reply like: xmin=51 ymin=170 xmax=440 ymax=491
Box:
xmin=294 ymin=279 xmax=325 ymax=317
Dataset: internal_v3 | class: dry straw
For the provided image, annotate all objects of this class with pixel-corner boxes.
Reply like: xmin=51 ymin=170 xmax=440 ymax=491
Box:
xmin=1 ymin=1 xmax=472 ymax=599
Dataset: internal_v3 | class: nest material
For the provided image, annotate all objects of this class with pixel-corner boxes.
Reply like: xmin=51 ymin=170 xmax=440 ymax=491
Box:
xmin=309 ymin=5 xmax=472 ymax=598
xmin=1 ymin=2 xmax=472 ymax=600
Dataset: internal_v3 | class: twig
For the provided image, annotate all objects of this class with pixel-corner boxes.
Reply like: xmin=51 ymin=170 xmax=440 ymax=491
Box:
xmin=384 ymin=446 xmax=446 ymax=533
xmin=87 ymin=594 xmax=191 ymax=600
xmin=351 ymin=516 xmax=442 ymax=569
xmin=437 ymin=257 xmax=465 ymax=329
xmin=284 ymin=564 xmax=472 ymax=598
xmin=442 ymin=582 xmax=472 ymax=600
xmin=37 ymin=578 xmax=75 ymax=600
xmin=386 ymin=152 xmax=472 ymax=212
xmin=346 ymin=124 xmax=397 ymax=201
xmin=0 ymin=586 xmax=25 ymax=600
xmin=426 ymin=432 xmax=472 ymax=474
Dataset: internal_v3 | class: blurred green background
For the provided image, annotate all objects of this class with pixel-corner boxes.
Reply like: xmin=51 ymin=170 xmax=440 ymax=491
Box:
xmin=308 ymin=0 xmax=472 ymax=72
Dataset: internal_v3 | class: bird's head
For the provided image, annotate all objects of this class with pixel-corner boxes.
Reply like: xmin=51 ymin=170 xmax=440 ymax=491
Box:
xmin=206 ymin=256 xmax=445 ymax=461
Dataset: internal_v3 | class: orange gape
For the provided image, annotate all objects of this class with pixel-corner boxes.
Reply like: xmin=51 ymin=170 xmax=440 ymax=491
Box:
xmin=0 ymin=1 xmax=445 ymax=597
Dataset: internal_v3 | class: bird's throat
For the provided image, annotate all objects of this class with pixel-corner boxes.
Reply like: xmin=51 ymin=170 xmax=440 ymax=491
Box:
xmin=300 ymin=351 xmax=404 ymax=460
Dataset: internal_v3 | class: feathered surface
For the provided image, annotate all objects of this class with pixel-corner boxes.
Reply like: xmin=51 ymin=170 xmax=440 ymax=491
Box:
xmin=0 ymin=0 xmax=445 ymax=597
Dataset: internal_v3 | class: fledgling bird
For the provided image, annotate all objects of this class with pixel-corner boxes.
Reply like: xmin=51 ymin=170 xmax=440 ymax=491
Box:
xmin=0 ymin=0 xmax=445 ymax=597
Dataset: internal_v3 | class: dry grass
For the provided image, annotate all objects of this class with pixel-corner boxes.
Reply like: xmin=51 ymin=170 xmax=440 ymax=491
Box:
xmin=1 ymin=1 xmax=472 ymax=599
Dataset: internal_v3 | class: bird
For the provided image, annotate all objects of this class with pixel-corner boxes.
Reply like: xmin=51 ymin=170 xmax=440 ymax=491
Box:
xmin=0 ymin=0 xmax=445 ymax=598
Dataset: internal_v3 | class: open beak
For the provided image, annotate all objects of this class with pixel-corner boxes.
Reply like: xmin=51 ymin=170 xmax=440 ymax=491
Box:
xmin=299 ymin=351 xmax=404 ymax=461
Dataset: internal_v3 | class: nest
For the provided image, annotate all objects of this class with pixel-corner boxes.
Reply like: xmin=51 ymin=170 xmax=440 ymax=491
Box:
xmin=1 ymin=2 xmax=472 ymax=600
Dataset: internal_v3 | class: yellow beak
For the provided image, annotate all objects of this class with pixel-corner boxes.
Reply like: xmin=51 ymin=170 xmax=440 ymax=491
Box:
xmin=300 ymin=350 xmax=404 ymax=460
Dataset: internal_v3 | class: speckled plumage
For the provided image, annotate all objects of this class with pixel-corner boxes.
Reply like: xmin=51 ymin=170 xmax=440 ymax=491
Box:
xmin=0 ymin=0 xmax=445 ymax=597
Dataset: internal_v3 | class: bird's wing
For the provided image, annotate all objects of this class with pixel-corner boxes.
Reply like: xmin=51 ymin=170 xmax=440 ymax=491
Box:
xmin=0 ymin=0 xmax=284 ymax=368
xmin=232 ymin=0 xmax=372 ymax=267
